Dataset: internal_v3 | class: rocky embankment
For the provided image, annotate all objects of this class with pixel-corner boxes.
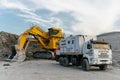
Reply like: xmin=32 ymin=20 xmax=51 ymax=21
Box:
xmin=0 ymin=31 xmax=18 ymax=58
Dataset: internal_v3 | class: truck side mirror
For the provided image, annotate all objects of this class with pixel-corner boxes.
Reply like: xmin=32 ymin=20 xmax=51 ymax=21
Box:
xmin=87 ymin=44 xmax=92 ymax=49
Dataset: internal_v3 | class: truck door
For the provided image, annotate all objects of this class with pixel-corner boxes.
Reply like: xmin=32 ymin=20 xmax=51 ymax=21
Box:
xmin=83 ymin=42 xmax=93 ymax=64
xmin=85 ymin=43 xmax=92 ymax=54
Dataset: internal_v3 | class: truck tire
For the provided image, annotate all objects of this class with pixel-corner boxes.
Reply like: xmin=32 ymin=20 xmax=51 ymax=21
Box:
xmin=63 ymin=57 xmax=69 ymax=67
xmin=82 ymin=59 xmax=90 ymax=71
xmin=99 ymin=65 xmax=107 ymax=70
xmin=59 ymin=57 xmax=64 ymax=65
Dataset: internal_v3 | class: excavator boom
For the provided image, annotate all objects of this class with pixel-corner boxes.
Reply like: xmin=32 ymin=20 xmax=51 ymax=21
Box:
xmin=17 ymin=25 xmax=49 ymax=51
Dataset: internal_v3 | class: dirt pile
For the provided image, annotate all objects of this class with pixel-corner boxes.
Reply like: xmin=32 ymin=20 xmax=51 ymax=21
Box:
xmin=0 ymin=31 xmax=18 ymax=58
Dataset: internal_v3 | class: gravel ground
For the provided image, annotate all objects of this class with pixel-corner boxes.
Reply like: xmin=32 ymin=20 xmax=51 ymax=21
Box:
xmin=0 ymin=59 xmax=120 ymax=80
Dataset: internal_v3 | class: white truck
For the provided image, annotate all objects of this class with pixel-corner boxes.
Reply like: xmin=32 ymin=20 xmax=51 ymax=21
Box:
xmin=55 ymin=35 xmax=112 ymax=71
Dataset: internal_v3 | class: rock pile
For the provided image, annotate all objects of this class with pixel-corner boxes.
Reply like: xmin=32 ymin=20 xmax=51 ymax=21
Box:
xmin=0 ymin=31 xmax=18 ymax=58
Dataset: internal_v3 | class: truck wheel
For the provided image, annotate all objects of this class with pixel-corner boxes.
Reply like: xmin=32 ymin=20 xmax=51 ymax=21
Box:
xmin=63 ymin=57 xmax=69 ymax=67
xmin=59 ymin=57 xmax=64 ymax=66
xmin=99 ymin=65 xmax=107 ymax=70
xmin=82 ymin=59 xmax=90 ymax=71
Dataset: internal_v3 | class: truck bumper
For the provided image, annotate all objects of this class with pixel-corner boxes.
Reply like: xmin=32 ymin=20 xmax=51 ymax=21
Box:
xmin=91 ymin=59 xmax=112 ymax=65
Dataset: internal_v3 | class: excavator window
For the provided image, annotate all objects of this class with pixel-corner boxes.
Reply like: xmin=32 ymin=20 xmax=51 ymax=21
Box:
xmin=48 ymin=29 xmax=59 ymax=36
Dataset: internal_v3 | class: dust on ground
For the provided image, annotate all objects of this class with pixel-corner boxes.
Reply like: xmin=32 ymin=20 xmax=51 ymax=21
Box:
xmin=0 ymin=59 xmax=120 ymax=80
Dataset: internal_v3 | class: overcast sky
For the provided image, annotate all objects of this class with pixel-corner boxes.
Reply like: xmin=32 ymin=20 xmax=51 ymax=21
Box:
xmin=0 ymin=0 xmax=120 ymax=35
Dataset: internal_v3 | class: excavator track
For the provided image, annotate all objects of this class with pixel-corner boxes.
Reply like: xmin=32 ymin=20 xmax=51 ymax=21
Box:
xmin=33 ymin=51 xmax=53 ymax=59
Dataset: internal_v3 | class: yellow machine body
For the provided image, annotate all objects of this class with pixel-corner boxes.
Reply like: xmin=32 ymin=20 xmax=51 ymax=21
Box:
xmin=16 ymin=25 xmax=64 ymax=52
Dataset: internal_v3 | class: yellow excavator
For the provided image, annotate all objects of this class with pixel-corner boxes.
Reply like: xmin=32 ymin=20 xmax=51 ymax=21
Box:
xmin=8 ymin=25 xmax=64 ymax=61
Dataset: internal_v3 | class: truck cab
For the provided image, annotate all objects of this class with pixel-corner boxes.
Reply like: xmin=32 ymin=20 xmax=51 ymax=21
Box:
xmin=82 ymin=40 xmax=112 ymax=70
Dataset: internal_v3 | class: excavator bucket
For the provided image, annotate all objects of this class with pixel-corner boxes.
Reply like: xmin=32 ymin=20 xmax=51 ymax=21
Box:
xmin=15 ymin=50 xmax=26 ymax=62
xmin=7 ymin=45 xmax=26 ymax=62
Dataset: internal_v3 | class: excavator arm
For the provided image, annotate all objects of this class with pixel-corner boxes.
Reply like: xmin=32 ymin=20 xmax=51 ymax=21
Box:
xmin=17 ymin=25 xmax=49 ymax=51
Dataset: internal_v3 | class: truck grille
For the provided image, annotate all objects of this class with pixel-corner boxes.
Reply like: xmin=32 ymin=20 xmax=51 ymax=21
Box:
xmin=98 ymin=53 xmax=109 ymax=58
xmin=100 ymin=60 xmax=108 ymax=62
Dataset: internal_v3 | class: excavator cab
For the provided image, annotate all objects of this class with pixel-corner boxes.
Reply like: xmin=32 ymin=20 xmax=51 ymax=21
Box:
xmin=48 ymin=28 xmax=58 ymax=36
xmin=47 ymin=27 xmax=63 ymax=50
xmin=48 ymin=27 xmax=63 ymax=37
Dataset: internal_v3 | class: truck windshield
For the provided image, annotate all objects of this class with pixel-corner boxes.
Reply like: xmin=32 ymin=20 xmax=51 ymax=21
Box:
xmin=93 ymin=43 xmax=110 ymax=49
